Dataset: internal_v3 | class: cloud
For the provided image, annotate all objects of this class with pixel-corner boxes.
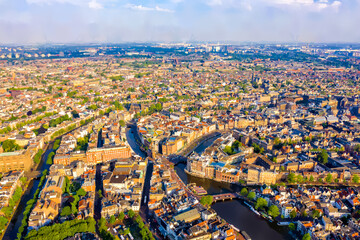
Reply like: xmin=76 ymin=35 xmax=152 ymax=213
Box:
xmin=88 ymin=0 xmax=103 ymax=9
xmin=265 ymin=0 xmax=342 ymax=11
xmin=125 ymin=4 xmax=174 ymax=13
xmin=26 ymin=0 xmax=104 ymax=9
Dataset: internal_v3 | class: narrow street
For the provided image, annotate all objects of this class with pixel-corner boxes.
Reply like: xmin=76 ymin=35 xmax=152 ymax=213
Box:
xmin=94 ymin=164 xmax=103 ymax=222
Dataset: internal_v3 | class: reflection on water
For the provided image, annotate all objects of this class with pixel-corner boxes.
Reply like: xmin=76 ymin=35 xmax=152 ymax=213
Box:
xmin=176 ymin=163 xmax=293 ymax=240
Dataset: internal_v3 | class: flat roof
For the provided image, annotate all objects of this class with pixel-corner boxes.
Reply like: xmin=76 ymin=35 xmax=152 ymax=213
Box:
xmin=0 ymin=151 xmax=23 ymax=157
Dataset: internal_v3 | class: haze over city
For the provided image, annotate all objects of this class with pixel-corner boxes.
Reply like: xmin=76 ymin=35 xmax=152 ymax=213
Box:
xmin=1 ymin=0 xmax=360 ymax=239
xmin=1 ymin=0 xmax=360 ymax=44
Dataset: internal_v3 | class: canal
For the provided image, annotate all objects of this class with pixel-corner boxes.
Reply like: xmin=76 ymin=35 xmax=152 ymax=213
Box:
xmin=173 ymin=135 xmax=294 ymax=240
xmin=2 ymin=142 xmax=54 ymax=240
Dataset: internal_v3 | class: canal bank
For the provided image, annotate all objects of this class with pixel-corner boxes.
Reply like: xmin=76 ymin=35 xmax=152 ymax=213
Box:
xmin=172 ymin=132 xmax=294 ymax=240
xmin=2 ymin=141 xmax=54 ymax=240
xmin=126 ymin=125 xmax=294 ymax=240
xmin=175 ymin=163 xmax=294 ymax=240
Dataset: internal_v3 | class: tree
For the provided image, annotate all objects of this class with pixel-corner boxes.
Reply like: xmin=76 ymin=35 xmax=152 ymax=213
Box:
xmin=200 ymin=195 xmax=213 ymax=207
xmin=309 ymin=175 xmax=314 ymax=182
xmin=119 ymin=120 xmax=126 ymax=127
xmin=98 ymin=217 xmax=107 ymax=231
xmin=302 ymin=233 xmax=311 ymax=240
xmin=61 ymin=206 xmax=72 ymax=216
xmin=353 ymin=174 xmax=359 ymax=184
xmin=70 ymin=182 xmax=81 ymax=193
xmin=301 ymin=210 xmax=308 ymax=217
xmin=287 ymin=172 xmax=296 ymax=183
xmin=317 ymin=149 xmax=328 ymax=164
xmin=289 ymin=223 xmax=296 ymax=231
xmin=255 ymin=197 xmax=267 ymax=210
xmin=1 ymin=139 xmax=21 ymax=152
xmin=247 ymin=191 xmax=256 ymax=200
xmin=20 ymin=176 xmax=27 ymax=185
xmin=297 ymin=174 xmax=304 ymax=183
xmin=109 ymin=215 xmax=116 ymax=224
xmin=76 ymin=188 xmax=87 ymax=197
xmin=325 ymin=173 xmax=333 ymax=183
xmin=268 ymin=205 xmax=280 ymax=218
xmin=118 ymin=212 xmax=125 ymax=221
xmin=312 ymin=209 xmax=321 ymax=219
xmin=290 ymin=210 xmax=297 ymax=219
xmin=97 ymin=189 xmax=103 ymax=198
xmin=354 ymin=144 xmax=360 ymax=153
xmin=240 ymin=188 xmax=248 ymax=196
xmin=127 ymin=209 xmax=135 ymax=219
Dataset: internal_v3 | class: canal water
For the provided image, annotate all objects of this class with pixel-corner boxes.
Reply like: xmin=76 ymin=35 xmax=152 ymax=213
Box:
xmin=174 ymin=134 xmax=294 ymax=240
xmin=3 ymin=142 xmax=54 ymax=240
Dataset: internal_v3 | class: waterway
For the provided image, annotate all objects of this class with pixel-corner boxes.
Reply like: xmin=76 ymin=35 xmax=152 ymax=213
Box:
xmin=173 ymin=135 xmax=294 ymax=240
xmin=2 ymin=142 xmax=54 ymax=240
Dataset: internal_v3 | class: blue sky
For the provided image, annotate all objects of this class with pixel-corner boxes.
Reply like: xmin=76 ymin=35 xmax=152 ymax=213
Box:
xmin=0 ymin=0 xmax=359 ymax=44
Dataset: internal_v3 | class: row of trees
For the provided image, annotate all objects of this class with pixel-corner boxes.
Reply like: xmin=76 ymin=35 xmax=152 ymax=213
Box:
xmin=240 ymin=188 xmax=280 ymax=218
xmin=0 ymin=111 xmax=57 ymax=135
xmin=33 ymin=149 xmax=44 ymax=164
xmin=0 ymin=178 xmax=27 ymax=234
xmin=49 ymin=115 xmax=72 ymax=128
xmin=17 ymin=170 xmax=48 ymax=240
xmin=25 ymin=218 xmax=96 ymax=240
xmin=46 ymin=152 xmax=55 ymax=165
xmin=1 ymin=186 xmax=23 ymax=218
xmin=288 ymin=172 xmax=360 ymax=184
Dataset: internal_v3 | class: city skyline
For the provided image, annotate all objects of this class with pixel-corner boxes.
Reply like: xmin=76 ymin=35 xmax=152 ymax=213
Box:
xmin=1 ymin=0 xmax=360 ymax=44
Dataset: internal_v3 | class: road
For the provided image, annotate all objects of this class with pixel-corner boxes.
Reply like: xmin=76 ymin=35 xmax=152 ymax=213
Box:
xmin=94 ymin=164 xmax=104 ymax=222
xmin=125 ymin=126 xmax=166 ymax=239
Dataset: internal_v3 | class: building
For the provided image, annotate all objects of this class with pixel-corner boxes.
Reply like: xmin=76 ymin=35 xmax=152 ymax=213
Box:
xmin=0 ymin=149 xmax=33 ymax=172
xmin=247 ymin=166 xmax=277 ymax=185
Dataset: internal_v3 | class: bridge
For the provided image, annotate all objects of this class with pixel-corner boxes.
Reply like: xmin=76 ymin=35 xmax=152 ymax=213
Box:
xmin=24 ymin=170 xmax=42 ymax=179
xmin=212 ymin=193 xmax=240 ymax=202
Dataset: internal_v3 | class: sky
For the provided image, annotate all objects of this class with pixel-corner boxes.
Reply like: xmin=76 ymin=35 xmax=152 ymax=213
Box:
xmin=0 ymin=0 xmax=359 ymax=44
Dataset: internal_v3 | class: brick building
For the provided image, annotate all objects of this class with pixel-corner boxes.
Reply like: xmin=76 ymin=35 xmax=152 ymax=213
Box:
xmin=0 ymin=149 xmax=33 ymax=172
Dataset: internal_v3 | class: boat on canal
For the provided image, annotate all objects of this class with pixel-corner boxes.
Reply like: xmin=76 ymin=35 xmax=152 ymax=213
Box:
xmin=243 ymin=201 xmax=261 ymax=216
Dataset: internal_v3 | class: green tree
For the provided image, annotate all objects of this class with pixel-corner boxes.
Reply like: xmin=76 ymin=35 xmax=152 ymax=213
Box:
xmin=240 ymin=188 xmax=248 ymax=196
xmin=98 ymin=217 xmax=107 ymax=231
xmin=317 ymin=149 xmax=328 ymax=164
xmin=312 ymin=209 xmax=321 ymax=219
xmin=288 ymin=223 xmax=296 ymax=231
xmin=287 ymin=172 xmax=296 ymax=183
xmin=297 ymin=174 xmax=304 ymax=183
xmin=302 ymin=233 xmax=311 ymax=240
xmin=119 ymin=120 xmax=126 ymax=127
xmin=127 ymin=209 xmax=135 ymax=219
xmin=268 ymin=205 xmax=280 ymax=218
xmin=255 ymin=197 xmax=267 ymax=210
xmin=309 ymin=175 xmax=314 ymax=182
xmin=109 ymin=215 xmax=116 ymax=224
xmin=353 ymin=174 xmax=359 ymax=184
xmin=325 ymin=173 xmax=333 ymax=183
xmin=290 ymin=210 xmax=297 ymax=219
xmin=118 ymin=212 xmax=125 ymax=221
xmin=61 ymin=206 xmax=72 ymax=216
xmin=200 ymin=195 xmax=213 ymax=207
xmin=1 ymin=139 xmax=21 ymax=152
xmin=354 ymin=144 xmax=360 ymax=153
xmin=247 ymin=191 xmax=256 ymax=200
xmin=76 ymin=188 xmax=87 ymax=197
xmin=97 ymin=189 xmax=103 ymax=198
